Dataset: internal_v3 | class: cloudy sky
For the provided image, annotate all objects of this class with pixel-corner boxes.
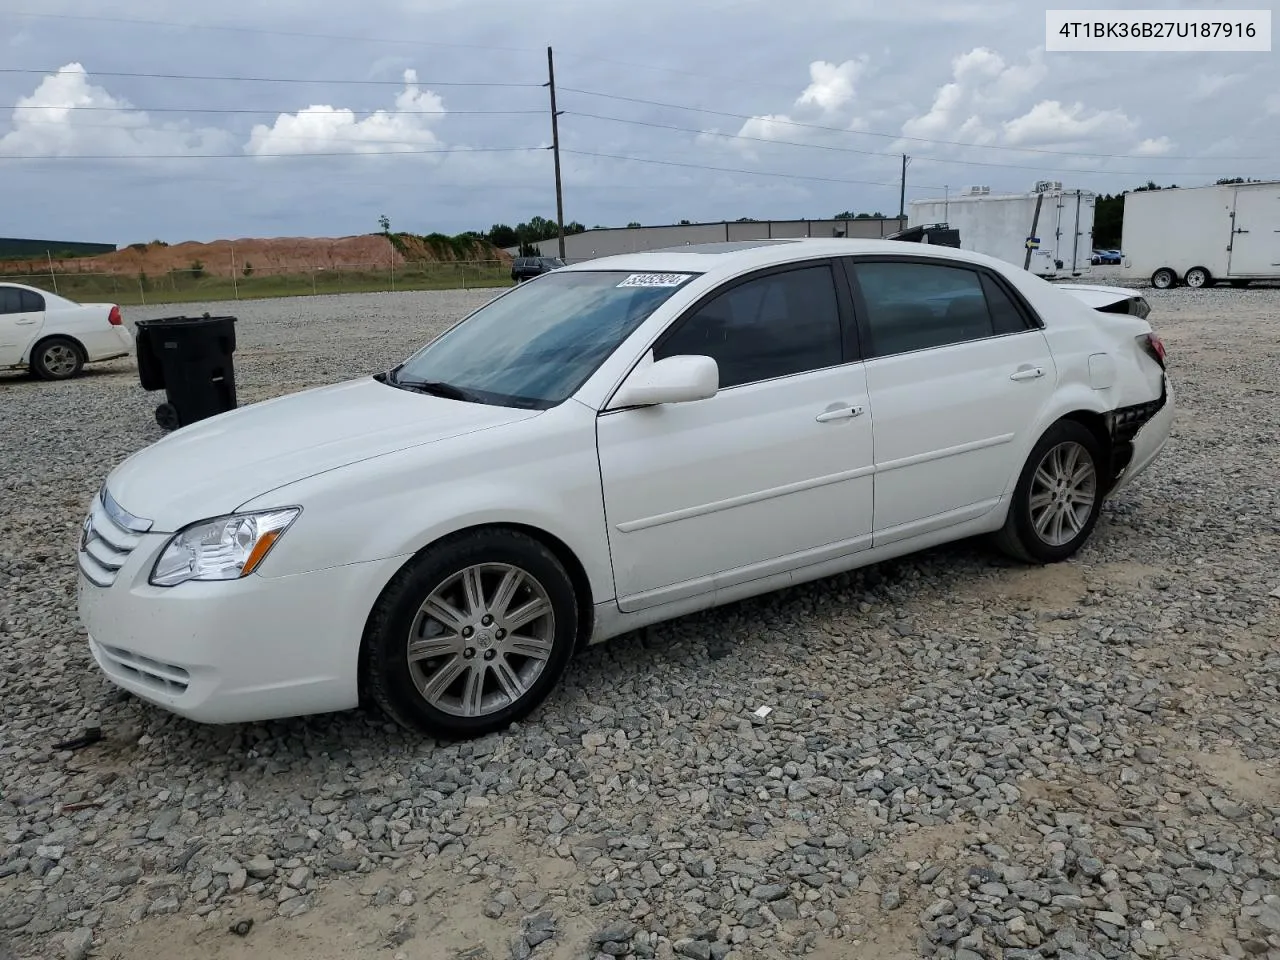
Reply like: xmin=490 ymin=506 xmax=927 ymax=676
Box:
xmin=1 ymin=0 xmax=1276 ymax=245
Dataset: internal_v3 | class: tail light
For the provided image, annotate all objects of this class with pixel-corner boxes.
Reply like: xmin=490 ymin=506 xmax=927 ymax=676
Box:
xmin=108 ymin=305 xmax=122 ymax=326
xmin=1138 ymin=332 xmax=1166 ymax=369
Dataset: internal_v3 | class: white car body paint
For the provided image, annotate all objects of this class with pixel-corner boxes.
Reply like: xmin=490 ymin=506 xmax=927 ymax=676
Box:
xmin=0 ymin=282 xmax=132 ymax=370
xmin=77 ymin=239 xmax=1174 ymax=725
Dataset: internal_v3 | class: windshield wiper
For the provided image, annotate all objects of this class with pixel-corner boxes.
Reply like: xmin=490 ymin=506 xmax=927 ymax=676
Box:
xmin=391 ymin=376 xmax=481 ymax=403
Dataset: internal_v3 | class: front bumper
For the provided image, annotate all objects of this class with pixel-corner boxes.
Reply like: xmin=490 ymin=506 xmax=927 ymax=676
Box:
xmin=77 ymin=529 xmax=409 ymax=724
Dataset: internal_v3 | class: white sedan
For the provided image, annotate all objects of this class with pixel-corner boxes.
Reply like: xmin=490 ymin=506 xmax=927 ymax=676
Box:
xmin=0 ymin=282 xmax=132 ymax=379
xmin=77 ymin=239 xmax=1173 ymax=739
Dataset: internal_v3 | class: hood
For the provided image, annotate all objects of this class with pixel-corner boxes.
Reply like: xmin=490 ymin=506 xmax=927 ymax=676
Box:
xmin=106 ymin=377 xmax=539 ymax=530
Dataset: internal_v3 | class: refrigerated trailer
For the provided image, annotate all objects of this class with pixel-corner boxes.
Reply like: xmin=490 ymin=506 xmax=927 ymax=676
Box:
xmin=1120 ymin=180 xmax=1280 ymax=289
xmin=908 ymin=183 xmax=1096 ymax=279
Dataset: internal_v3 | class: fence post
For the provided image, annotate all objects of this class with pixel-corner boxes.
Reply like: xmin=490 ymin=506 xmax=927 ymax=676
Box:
xmin=46 ymin=251 xmax=59 ymax=294
xmin=312 ymin=268 xmax=317 ymax=295
xmin=138 ymin=274 xmax=146 ymax=306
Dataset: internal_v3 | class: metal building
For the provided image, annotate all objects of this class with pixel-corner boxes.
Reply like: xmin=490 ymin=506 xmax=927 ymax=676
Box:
xmin=517 ymin=217 xmax=907 ymax=262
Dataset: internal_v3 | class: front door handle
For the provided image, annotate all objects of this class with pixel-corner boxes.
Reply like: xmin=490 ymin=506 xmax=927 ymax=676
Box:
xmin=15 ymin=318 xmax=37 ymax=325
xmin=1009 ymin=367 xmax=1045 ymax=381
xmin=815 ymin=405 xmax=865 ymax=422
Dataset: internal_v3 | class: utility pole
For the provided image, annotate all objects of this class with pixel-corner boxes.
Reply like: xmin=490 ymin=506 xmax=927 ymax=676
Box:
xmin=898 ymin=154 xmax=910 ymax=224
xmin=1023 ymin=190 xmax=1045 ymax=271
xmin=545 ymin=46 xmax=566 ymax=260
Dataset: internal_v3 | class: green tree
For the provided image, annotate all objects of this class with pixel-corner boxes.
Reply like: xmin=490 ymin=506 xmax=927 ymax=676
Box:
xmin=488 ymin=223 xmax=519 ymax=247
xmin=1093 ymin=194 xmax=1123 ymax=248
xmin=378 ymin=214 xmax=391 ymax=234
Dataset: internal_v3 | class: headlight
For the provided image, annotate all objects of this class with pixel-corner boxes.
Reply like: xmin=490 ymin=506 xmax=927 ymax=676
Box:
xmin=150 ymin=508 xmax=300 ymax=587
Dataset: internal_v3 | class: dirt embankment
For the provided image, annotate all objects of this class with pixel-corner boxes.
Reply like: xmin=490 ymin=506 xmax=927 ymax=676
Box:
xmin=3 ymin=234 xmax=510 ymax=278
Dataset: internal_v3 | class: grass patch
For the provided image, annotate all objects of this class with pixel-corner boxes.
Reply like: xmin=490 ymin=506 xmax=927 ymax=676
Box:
xmin=0 ymin=262 xmax=514 ymax=307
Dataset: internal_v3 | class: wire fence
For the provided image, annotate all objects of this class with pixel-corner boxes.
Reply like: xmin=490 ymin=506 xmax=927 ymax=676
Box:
xmin=0 ymin=260 xmax=515 ymax=306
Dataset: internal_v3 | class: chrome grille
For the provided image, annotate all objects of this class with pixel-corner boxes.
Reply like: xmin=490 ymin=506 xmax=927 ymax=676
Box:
xmin=77 ymin=488 xmax=152 ymax=588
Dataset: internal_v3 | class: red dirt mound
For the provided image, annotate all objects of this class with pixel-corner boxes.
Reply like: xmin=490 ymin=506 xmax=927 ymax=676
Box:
xmin=4 ymin=234 xmax=509 ymax=279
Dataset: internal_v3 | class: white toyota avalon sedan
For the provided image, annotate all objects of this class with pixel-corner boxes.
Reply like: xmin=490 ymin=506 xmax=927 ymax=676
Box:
xmin=77 ymin=239 xmax=1173 ymax=739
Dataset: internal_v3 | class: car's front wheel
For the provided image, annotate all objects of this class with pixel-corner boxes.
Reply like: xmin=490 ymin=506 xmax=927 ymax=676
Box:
xmin=362 ymin=528 xmax=578 ymax=739
xmin=993 ymin=420 xmax=1105 ymax=564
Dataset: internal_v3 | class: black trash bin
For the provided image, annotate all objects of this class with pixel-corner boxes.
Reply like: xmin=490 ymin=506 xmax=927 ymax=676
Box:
xmin=134 ymin=314 xmax=238 ymax=430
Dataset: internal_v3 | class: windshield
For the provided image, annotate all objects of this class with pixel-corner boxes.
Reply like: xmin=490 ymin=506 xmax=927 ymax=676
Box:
xmin=390 ymin=270 xmax=699 ymax=409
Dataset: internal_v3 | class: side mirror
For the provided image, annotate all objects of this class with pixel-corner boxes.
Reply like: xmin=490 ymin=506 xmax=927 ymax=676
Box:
xmin=611 ymin=355 xmax=719 ymax=408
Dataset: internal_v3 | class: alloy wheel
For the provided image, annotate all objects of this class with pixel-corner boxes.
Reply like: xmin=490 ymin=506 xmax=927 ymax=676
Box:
xmin=42 ymin=343 xmax=80 ymax=377
xmin=406 ymin=563 xmax=555 ymax=718
xmin=1028 ymin=441 xmax=1097 ymax=547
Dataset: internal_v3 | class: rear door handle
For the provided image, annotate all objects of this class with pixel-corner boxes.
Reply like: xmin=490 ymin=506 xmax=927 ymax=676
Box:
xmin=16 ymin=319 xmax=37 ymax=325
xmin=1009 ymin=367 xmax=1045 ymax=381
xmin=815 ymin=405 xmax=865 ymax=422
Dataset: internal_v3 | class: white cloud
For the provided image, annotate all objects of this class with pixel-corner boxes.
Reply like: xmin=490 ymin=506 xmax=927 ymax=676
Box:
xmin=244 ymin=69 xmax=447 ymax=156
xmin=1133 ymin=136 xmax=1174 ymax=156
xmin=0 ymin=63 xmax=232 ymax=158
xmin=708 ymin=57 xmax=870 ymax=158
xmin=796 ymin=58 xmax=867 ymax=113
xmin=1191 ymin=72 xmax=1244 ymax=102
xmin=1002 ymin=100 xmax=1135 ymax=145
xmin=900 ymin=47 xmax=1047 ymax=145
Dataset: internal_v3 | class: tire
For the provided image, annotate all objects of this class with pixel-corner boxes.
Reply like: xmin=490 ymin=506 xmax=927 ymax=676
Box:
xmin=1150 ymin=268 xmax=1176 ymax=290
xmin=1184 ymin=266 xmax=1211 ymax=289
xmin=361 ymin=528 xmax=578 ymax=739
xmin=992 ymin=420 xmax=1105 ymax=565
xmin=30 ymin=336 xmax=85 ymax=380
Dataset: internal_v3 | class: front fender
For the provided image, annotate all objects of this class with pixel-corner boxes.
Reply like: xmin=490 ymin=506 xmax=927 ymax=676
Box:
xmin=236 ymin=403 xmax=616 ymax=604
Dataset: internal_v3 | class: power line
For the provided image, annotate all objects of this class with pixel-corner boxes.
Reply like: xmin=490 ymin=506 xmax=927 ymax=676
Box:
xmin=564 ymin=110 xmax=1257 ymax=179
xmin=559 ymin=148 xmax=939 ymax=189
xmin=0 ymin=11 xmax=808 ymax=93
xmin=558 ymin=86 xmax=1269 ymax=163
xmin=0 ymin=145 xmax=542 ymax=160
xmin=0 ymin=67 xmax=542 ymax=88
xmin=5 ymin=105 xmax=543 ymax=116
xmin=3 ymin=118 xmax=547 ymax=148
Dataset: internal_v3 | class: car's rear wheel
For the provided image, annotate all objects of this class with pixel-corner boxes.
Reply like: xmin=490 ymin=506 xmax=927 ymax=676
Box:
xmin=1184 ymin=266 xmax=1212 ymax=289
xmin=993 ymin=420 xmax=1105 ymax=565
xmin=30 ymin=336 xmax=85 ymax=380
xmin=1150 ymin=268 xmax=1176 ymax=290
xmin=362 ymin=528 xmax=578 ymax=739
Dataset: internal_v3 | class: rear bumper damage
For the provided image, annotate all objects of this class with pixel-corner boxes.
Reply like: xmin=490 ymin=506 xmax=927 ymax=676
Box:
xmin=1105 ymin=376 xmax=1172 ymax=493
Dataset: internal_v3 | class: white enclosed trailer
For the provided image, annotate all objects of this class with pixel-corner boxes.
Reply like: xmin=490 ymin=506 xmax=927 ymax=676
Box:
xmin=1119 ymin=180 xmax=1280 ymax=289
xmin=908 ymin=182 xmax=1096 ymax=279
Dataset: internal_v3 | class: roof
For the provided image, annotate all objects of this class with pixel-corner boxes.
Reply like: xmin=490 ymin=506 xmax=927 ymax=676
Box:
xmin=559 ymin=237 xmax=1012 ymax=277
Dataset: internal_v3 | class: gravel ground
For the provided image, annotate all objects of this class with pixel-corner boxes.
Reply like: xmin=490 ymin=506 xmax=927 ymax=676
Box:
xmin=1 ymin=284 xmax=1278 ymax=960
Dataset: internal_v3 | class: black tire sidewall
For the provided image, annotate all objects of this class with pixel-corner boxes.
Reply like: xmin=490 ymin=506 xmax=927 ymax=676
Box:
xmin=1007 ymin=421 xmax=1105 ymax=564
xmin=366 ymin=530 xmax=578 ymax=739
xmin=33 ymin=337 xmax=84 ymax=380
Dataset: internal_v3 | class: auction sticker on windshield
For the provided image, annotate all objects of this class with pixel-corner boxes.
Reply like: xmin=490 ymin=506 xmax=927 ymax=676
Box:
xmin=617 ymin=273 xmax=692 ymax=288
